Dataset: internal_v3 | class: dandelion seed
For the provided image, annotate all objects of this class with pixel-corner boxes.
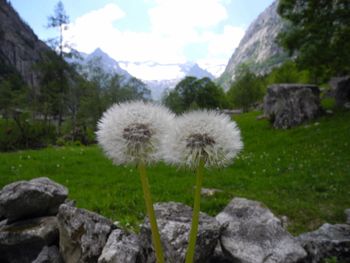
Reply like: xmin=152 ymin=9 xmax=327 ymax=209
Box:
xmin=97 ymin=101 xmax=174 ymax=165
xmin=163 ymin=110 xmax=243 ymax=168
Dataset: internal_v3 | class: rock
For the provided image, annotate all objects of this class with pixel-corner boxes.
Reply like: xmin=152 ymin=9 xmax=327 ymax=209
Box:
xmin=280 ymin=215 xmax=289 ymax=230
xmin=140 ymin=202 xmax=222 ymax=263
xmin=208 ymin=242 xmax=233 ymax=263
xmin=216 ymin=197 xmax=307 ymax=263
xmin=345 ymin=209 xmax=350 ymax=224
xmin=57 ymin=204 xmax=115 ymax=263
xmin=201 ymin=188 xmax=223 ymax=197
xmin=0 ymin=216 xmax=59 ymax=263
xmin=256 ymin=114 xmax=268 ymax=120
xmin=329 ymin=76 xmax=350 ymax=108
xmin=297 ymin=223 xmax=350 ymax=263
xmin=32 ymin=246 xmax=63 ymax=263
xmin=98 ymin=228 xmax=144 ymax=263
xmin=0 ymin=177 xmax=68 ymax=222
xmin=264 ymin=84 xmax=322 ymax=129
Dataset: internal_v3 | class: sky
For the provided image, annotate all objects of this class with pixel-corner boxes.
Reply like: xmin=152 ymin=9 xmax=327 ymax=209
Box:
xmin=10 ymin=0 xmax=274 ymax=80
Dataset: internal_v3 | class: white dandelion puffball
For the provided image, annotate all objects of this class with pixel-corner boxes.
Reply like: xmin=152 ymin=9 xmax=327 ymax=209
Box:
xmin=163 ymin=110 xmax=243 ymax=168
xmin=97 ymin=101 xmax=174 ymax=165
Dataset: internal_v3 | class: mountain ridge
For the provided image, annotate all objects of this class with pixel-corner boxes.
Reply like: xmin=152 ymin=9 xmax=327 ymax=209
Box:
xmin=0 ymin=0 xmax=52 ymax=87
xmin=218 ymin=0 xmax=288 ymax=90
xmin=70 ymin=48 xmax=216 ymax=100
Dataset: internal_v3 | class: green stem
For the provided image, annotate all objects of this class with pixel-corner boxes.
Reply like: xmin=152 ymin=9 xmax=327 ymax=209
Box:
xmin=138 ymin=161 xmax=164 ymax=263
xmin=185 ymin=157 xmax=205 ymax=263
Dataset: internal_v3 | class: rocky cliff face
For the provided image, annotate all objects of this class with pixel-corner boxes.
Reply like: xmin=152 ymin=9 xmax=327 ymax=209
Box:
xmin=0 ymin=0 xmax=51 ymax=87
xmin=219 ymin=0 xmax=288 ymax=90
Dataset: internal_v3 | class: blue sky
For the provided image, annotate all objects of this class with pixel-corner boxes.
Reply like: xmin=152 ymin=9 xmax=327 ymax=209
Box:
xmin=10 ymin=0 xmax=274 ymax=79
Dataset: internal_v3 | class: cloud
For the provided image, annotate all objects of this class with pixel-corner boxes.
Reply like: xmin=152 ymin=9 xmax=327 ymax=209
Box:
xmin=64 ymin=3 xmax=125 ymax=53
xmin=64 ymin=0 xmax=245 ymax=79
xmin=149 ymin=0 xmax=228 ymax=38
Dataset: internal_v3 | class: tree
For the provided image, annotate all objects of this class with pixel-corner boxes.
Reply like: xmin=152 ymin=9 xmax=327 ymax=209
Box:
xmin=227 ymin=65 xmax=264 ymax=112
xmin=277 ymin=0 xmax=350 ymax=82
xmin=0 ymin=62 xmax=27 ymax=120
xmin=163 ymin=76 xmax=227 ymax=114
xmin=47 ymin=0 xmax=69 ymax=58
xmin=266 ymin=60 xmax=311 ymax=85
xmin=45 ymin=1 xmax=70 ymax=132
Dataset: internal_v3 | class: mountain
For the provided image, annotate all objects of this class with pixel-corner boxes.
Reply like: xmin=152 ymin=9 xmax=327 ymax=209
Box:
xmin=68 ymin=48 xmax=133 ymax=81
xmin=218 ymin=0 xmax=288 ymax=90
xmin=0 ymin=0 xmax=52 ymax=87
xmin=179 ymin=62 xmax=215 ymax=79
xmin=69 ymin=51 xmax=215 ymax=101
xmin=141 ymin=62 xmax=215 ymax=100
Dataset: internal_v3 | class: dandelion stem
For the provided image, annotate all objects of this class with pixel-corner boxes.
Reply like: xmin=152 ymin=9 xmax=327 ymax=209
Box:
xmin=138 ymin=160 xmax=164 ymax=263
xmin=185 ymin=157 xmax=205 ymax=263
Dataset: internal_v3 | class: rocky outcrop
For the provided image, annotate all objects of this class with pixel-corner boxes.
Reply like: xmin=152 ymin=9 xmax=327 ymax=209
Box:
xmin=57 ymin=204 xmax=116 ymax=263
xmin=216 ymin=197 xmax=307 ymax=263
xmin=0 ymin=177 xmax=68 ymax=222
xmin=329 ymin=76 xmax=350 ymax=108
xmin=297 ymin=223 xmax=350 ymax=263
xmin=264 ymin=84 xmax=322 ymax=129
xmin=140 ymin=202 xmax=222 ymax=263
xmin=218 ymin=1 xmax=288 ymax=89
xmin=0 ymin=0 xmax=52 ymax=87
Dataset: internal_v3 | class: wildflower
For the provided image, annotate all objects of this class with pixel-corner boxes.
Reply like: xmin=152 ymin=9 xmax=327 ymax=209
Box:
xmin=97 ymin=101 xmax=173 ymax=165
xmin=162 ymin=110 xmax=242 ymax=263
xmin=97 ymin=101 xmax=174 ymax=263
xmin=163 ymin=110 xmax=243 ymax=168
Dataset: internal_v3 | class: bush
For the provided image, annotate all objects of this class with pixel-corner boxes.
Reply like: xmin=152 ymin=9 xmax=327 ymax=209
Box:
xmin=0 ymin=118 xmax=57 ymax=151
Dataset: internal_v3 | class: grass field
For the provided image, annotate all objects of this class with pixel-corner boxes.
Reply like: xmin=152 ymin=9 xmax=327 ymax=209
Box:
xmin=0 ymin=109 xmax=349 ymax=235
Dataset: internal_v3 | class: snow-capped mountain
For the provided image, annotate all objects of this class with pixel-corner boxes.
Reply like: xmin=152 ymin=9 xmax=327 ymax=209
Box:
xmin=85 ymin=48 xmax=132 ymax=78
xmin=68 ymin=48 xmax=133 ymax=81
xmin=121 ymin=61 xmax=215 ymax=100
xmin=68 ymin=48 xmax=216 ymax=100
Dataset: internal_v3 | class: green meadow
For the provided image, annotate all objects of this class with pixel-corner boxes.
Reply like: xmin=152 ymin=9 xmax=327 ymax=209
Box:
xmin=1 ymin=109 xmax=349 ymax=235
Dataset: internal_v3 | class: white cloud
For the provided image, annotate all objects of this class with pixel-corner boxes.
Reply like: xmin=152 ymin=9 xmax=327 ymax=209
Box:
xmin=207 ymin=25 xmax=245 ymax=57
xmin=120 ymin=62 xmax=184 ymax=80
xmin=64 ymin=1 xmax=245 ymax=80
xmin=64 ymin=3 xmax=125 ymax=53
xmin=149 ymin=0 xmax=228 ymax=38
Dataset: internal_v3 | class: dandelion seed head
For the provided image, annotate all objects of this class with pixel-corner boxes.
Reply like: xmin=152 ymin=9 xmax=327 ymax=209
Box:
xmin=163 ymin=110 xmax=243 ymax=168
xmin=97 ymin=101 xmax=174 ymax=165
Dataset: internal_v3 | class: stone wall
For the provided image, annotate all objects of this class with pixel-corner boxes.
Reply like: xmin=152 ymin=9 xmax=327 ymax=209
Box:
xmin=1 ymin=177 xmax=349 ymax=263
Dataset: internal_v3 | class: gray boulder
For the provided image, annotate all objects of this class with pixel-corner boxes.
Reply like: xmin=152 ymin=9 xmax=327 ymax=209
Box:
xmin=216 ymin=197 xmax=306 ymax=263
xmin=297 ymin=223 xmax=350 ymax=263
xmin=264 ymin=84 xmax=322 ymax=129
xmin=32 ymin=246 xmax=63 ymax=263
xmin=329 ymin=76 xmax=350 ymax=108
xmin=98 ymin=228 xmax=144 ymax=263
xmin=140 ymin=202 xmax=222 ymax=263
xmin=0 ymin=177 xmax=68 ymax=222
xmin=57 ymin=204 xmax=115 ymax=263
xmin=0 ymin=216 xmax=59 ymax=263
